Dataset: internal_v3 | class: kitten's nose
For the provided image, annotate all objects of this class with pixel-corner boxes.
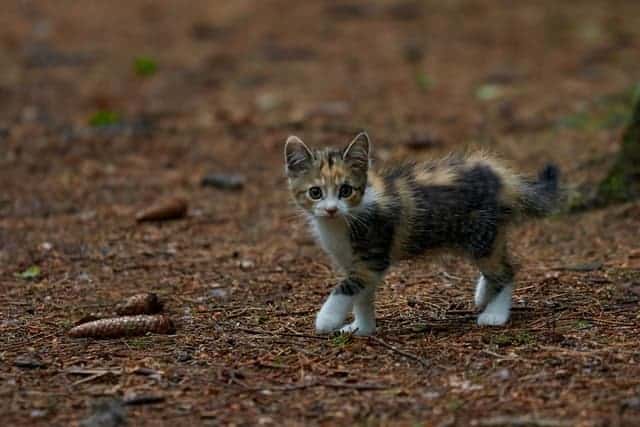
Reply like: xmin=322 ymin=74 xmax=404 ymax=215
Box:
xmin=325 ymin=207 xmax=338 ymax=216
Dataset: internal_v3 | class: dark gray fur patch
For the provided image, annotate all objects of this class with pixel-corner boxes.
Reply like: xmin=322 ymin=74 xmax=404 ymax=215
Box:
xmin=335 ymin=277 xmax=366 ymax=295
xmin=326 ymin=150 xmax=341 ymax=167
xmin=343 ymin=163 xmax=510 ymax=272
xmin=286 ymin=147 xmax=312 ymax=175
xmin=483 ymin=264 xmax=515 ymax=292
xmin=347 ymin=200 xmax=395 ymax=273
xmin=407 ymin=164 xmax=507 ymax=259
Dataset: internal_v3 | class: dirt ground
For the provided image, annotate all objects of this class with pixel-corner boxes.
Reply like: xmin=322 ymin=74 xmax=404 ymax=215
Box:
xmin=2 ymin=1 xmax=640 ymax=426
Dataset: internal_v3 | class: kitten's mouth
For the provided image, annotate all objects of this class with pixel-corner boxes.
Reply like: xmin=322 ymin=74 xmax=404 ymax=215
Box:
xmin=316 ymin=212 xmax=340 ymax=219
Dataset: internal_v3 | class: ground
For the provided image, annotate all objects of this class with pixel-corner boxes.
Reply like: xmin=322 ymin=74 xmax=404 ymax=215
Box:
xmin=1 ymin=1 xmax=640 ymax=426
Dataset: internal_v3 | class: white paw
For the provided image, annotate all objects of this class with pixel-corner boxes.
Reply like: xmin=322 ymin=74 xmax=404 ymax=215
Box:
xmin=477 ymin=311 xmax=509 ymax=326
xmin=477 ymin=284 xmax=512 ymax=326
xmin=474 ymin=275 xmax=489 ymax=308
xmin=315 ymin=293 xmax=353 ymax=334
xmin=315 ymin=312 xmax=344 ymax=333
xmin=339 ymin=321 xmax=376 ymax=336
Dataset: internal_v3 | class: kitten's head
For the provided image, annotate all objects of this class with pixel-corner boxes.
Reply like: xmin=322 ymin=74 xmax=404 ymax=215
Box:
xmin=284 ymin=132 xmax=371 ymax=219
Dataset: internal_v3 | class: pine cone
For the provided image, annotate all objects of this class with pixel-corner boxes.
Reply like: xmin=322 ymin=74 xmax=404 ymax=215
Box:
xmin=115 ymin=293 xmax=163 ymax=316
xmin=135 ymin=197 xmax=187 ymax=222
xmin=68 ymin=315 xmax=175 ymax=339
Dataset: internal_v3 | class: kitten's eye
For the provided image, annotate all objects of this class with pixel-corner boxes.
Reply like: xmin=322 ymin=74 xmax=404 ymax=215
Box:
xmin=339 ymin=184 xmax=353 ymax=198
xmin=308 ymin=186 xmax=323 ymax=200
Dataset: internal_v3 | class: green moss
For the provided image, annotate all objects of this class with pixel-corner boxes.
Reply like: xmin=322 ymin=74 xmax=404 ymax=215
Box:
xmin=596 ymin=85 xmax=640 ymax=205
xmin=14 ymin=265 xmax=41 ymax=280
xmin=558 ymin=84 xmax=639 ymax=133
xmin=126 ymin=337 xmax=153 ymax=349
xmin=475 ymin=84 xmax=504 ymax=101
xmin=415 ymin=71 xmax=433 ymax=92
xmin=491 ymin=331 xmax=535 ymax=347
xmin=447 ymin=398 xmax=464 ymax=411
xmin=575 ymin=320 xmax=592 ymax=330
xmin=134 ymin=56 xmax=157 ymax=77
xmin=331 ymin=332 xmax=353 ymax=348
xmin=598 ymin=167 xmax=629 ymax=202
xmin=89 ymin=110 xmax=121 ymax=127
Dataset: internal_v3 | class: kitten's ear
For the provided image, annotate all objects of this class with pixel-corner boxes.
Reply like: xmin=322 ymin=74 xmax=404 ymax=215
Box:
xmin=343 ymin=132 xmax=371 ymax=172
xmin=284 ymin=136 xmax=313 ymax=176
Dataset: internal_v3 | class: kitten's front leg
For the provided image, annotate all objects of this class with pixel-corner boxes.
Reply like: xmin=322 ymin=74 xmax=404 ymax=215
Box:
xmin=315 ymin=275 xmax=375 ymax=334
xmin=315 ymin=270 xmax=380 ymax=335
xmin=339 ymin=286 xmax=376 ymax=336
xmin=315 ymin=290 xmax=353 ymax=333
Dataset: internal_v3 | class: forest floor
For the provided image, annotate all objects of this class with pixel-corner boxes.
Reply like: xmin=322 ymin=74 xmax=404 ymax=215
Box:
xmin=2 ymin=1 xmax=640 ymax=426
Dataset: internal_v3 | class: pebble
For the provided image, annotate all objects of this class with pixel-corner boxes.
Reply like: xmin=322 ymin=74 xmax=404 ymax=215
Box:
xmin=240 ymin=259 xmax=255 ymax=270
xmin=14 ymin=355 xmax=46 ymax=369
xmin=622 ymin=397 xmax=640 ymax=410
xmin=122 ymin=392 xmax=165 ymax=406
xmin=30 ymin=410 xmax=47 ymax=418
xmin=494 ymin=368 xmax=511 ymax=380
xmin=209 ymin=288 xmax=229 ymax=299
xmin=80 ymin=399 xmax=126 ymax=427
xmin=256 ymin=93 xmax=282 ymax=112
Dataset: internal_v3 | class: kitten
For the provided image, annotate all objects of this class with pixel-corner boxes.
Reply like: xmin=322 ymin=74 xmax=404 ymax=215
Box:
xmin=285 ymin=132 xmax=559 ymax=335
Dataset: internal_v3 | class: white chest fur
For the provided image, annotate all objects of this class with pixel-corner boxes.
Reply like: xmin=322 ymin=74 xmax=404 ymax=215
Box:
xmin=311 ymin=217 xmax=353 ymax=272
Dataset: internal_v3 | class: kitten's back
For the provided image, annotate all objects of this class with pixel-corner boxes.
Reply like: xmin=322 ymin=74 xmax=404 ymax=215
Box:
xmin=369 ymin=152 xmax=559 ymax=260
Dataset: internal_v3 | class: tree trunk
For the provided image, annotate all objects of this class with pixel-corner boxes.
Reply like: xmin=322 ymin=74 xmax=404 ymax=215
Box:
xmin=597 ymin=93 xmax=640 ymax=204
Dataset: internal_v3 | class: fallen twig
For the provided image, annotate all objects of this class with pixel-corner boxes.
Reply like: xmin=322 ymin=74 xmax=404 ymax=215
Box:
xmin=257 ymin=379 xmax=392 ymax=392
xmin=71 ymin=372 xmax=111 ymax=386
xmin=476 ymin=415 xmax=573 ymax=427
xmin=236 ymin=327 xmax=326 ymax=340
xmin=368 ymin=336 xmax=430 ymax=368
xmin=66 ymin=368 xmax=124 ymax=376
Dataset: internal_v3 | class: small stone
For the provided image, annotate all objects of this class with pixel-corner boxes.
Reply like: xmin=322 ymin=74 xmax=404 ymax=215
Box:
xmin=495 ymin=368 xmax=511 ymax=380
xmin=423 ymin=391 xmax=441 ymax=400
xmin=240 ymin=260 xmax=255 ymax=270
xmin=209 ymin=288 xmax=229 ymax=299
xmin=175 ymin=350 xmax=192 ymax=363
xmin=201 ymin=173 xmax=245 ymax=190
xmin=30 ymin=409 xmax=47 ymax=418
xmin=561 ymin=261 xmax=603 ymax=272
xmin=403 ymin=40 xmax=423 ymax=64
xmin=14 ymin=355 xmax=46 ymax=369
xmin=622 ymin=397 xmax=640 ymax=410
xmin=122 ymin=392 xmax=165 ymax=406
xmin=256 ymin=93 xmax=282 ymax=112
xmin=40 ymin=242 xmax=53 ymax=251
xmin=80 ymin=399 xmax=126 ymax=427
xmin=77 ymin=272 xmax=92 ymax=283
xmin=191 ymin=22 xmax=224 ymax=41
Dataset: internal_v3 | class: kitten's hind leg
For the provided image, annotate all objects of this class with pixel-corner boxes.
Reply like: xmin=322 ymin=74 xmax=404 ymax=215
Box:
xmin=474 ymin=238 xmax=515 ymax=326
xmin=477 ymin=283 xmax=513 ymax=326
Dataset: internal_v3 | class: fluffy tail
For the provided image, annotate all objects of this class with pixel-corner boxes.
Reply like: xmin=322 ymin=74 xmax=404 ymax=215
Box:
xmin=518 ymin=164 xmax=560 ymax=217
